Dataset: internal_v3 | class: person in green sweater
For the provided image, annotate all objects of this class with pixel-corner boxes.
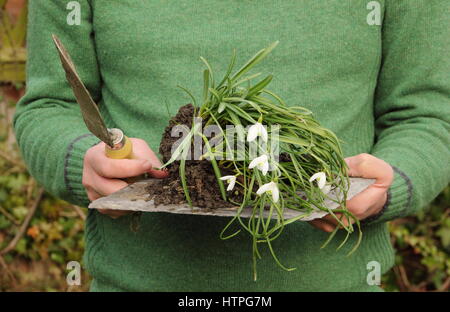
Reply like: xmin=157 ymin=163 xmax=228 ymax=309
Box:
xmin=13 ymin=1 xmax=450 ymax=291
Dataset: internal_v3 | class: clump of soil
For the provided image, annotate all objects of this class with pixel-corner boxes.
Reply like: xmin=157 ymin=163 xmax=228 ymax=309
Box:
xmin=149 ymin=104 xmax=241 ymax=208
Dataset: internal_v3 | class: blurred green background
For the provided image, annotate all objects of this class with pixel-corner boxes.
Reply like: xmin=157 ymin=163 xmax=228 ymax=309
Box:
xmin=0 ymin=0 xmax=449 ymax=292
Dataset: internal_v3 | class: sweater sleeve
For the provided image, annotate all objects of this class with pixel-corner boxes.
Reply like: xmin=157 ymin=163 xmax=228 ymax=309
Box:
xmin=13 ymin=0 xmax=101 ymax=207
xmin=369 ymin=0 xmax=450 ymax=224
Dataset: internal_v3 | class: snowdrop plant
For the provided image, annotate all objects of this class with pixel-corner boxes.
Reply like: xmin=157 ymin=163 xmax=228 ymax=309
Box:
xmin=161 ymin=42 xmax=360 ymax=280
xmin=309 ymin=171 xmax=332 ymax=195
xmin=220 ymin=175 xmax=237 ymax=191
xmin=247 ymin=122 xmax=268 ymax=142
xmin=248 ymin=154 xmax=269 ymax=176
xmin=256 ymin=181 xmax=280 ymax=203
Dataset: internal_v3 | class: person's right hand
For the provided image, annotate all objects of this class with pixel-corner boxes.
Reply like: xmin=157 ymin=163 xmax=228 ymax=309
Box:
xmin=82 ymin=138 xmax=168 ymax=219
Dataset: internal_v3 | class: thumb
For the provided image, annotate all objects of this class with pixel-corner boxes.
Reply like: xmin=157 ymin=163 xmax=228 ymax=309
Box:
xmin=129 ymin=138 xmax=169 ymax=178
xmin=345 ymin=153 xmax=393 ymax=187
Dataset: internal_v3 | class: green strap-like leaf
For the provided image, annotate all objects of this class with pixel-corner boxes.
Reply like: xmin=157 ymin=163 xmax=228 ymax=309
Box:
xmin=230 ymin=41 xmax=279 ymax=82
xmin=247 ymin=74 xmax=273 ymax=98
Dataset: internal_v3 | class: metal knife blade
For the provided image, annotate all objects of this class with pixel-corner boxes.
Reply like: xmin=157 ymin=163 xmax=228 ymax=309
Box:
xmin=52 ymin=34 xmax=114 ymax=147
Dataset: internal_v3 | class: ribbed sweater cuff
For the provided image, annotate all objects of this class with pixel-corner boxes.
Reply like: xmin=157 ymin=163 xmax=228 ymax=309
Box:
xmin=364 ymin=166 xmax=413 ymax=225
xmin=64 ymin=133 xmax=101 ymax=207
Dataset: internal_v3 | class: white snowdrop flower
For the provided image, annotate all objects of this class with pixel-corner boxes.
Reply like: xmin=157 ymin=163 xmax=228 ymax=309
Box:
xmin=247 ymin=122 xmax=268 ymax=142
xmin=309 ymin=172 xmax=327 ymax=189
xmin=256 ymin=181 xmax=280 ymax=203
xmin=309 ymin=171 xmax=331 ymax=194
xmin=249 ymin=154 xmax=269 ymax=176
xmin=219 ymin=175 xmax=237 ymax=191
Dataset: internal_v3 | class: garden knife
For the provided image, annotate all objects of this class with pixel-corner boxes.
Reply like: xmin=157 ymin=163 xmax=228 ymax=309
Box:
xmin=52 ymin=34 xmax=134 ymax=160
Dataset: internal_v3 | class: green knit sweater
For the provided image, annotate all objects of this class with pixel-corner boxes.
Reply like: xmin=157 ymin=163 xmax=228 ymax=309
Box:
xmin=14 ymin=0 xmax=450 ymax=291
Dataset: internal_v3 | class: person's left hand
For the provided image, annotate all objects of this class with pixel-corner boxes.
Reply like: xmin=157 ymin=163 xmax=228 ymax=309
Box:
xmin=309 ymin=153 xmax=394 ymax=232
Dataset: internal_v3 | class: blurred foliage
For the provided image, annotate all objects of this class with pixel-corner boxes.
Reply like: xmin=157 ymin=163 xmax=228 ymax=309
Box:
xmin=383 ymin=189 xmax=450 ymax=291
xmin=0 ymin=0 xmax=27 ymax=82
xmin=0 ymin=88 xmax=89 ymax=291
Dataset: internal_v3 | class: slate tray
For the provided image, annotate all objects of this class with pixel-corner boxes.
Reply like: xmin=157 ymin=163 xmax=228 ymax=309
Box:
xmin=89 ymin=178 xmax=375 ymax=221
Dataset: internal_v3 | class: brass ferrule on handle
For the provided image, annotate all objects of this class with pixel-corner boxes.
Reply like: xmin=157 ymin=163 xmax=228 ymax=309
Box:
xmin=104 ymin=128 xmax=145 ymax=184
xmin=104 ymin=128 xmax=133 ymax=159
